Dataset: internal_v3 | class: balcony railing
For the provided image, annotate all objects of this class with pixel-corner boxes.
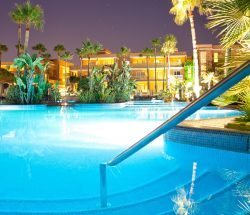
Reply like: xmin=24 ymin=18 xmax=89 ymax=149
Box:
xmin=130 ymin=62 xmax=184 ymax=68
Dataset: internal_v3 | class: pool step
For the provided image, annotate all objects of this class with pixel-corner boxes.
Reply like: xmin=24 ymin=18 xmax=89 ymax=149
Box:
xmin=160 ymin=173 xmax=250 ymax=215
xmin=197 ymin=174 xmax=250 ymax=215
xmin=0 ymin=166 xmax=181 ymax=213
xmin=0 ymin=172 xmax=248 ymax=214
xmin=0 ymin=170 xmax=208 ymax=214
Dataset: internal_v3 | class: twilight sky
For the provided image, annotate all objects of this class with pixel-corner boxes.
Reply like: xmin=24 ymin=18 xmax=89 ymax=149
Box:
xmin=0 ymin=0 xmax=218 ymax=65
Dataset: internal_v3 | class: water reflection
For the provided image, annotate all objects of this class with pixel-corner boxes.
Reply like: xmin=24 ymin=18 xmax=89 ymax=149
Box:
xmin=172 ymin=162 xmax=198 ymax=215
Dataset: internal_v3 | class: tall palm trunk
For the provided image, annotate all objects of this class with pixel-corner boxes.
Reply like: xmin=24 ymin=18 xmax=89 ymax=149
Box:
xmin=167 ymin=53 xmax=171 ymax=88
xmin=188 ymin=12 xmax=200 ymax=98
xmin=0 ymin=52 xmax=2 ymax=68
xmin=24 ymin=25 xmax=30 ymax=53
xmin=163 ymin=55 xmax=166 ymax=90
xmin=146 ymin=56 xmax=150 ymax=94
xmin=154 ymin=48 xmax=157 ymax=93
xmin=17 ymin=23 xmax=22 ymax=56
xmin=57 ymin=56 xmax=60 ymax=81
xmin=87 ymin=56 xmax=90 ymax=76
xmin=65 ymin=61 xmax=67 ymax=94
xmin=80 ymin=58 xmax=83 ymax=77
xmin=224 ymin=48 xmax=231 ymax=76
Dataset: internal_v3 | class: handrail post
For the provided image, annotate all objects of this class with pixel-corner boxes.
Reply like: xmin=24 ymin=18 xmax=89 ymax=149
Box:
xmin=100 ymin=163 xmax=107 ymax=208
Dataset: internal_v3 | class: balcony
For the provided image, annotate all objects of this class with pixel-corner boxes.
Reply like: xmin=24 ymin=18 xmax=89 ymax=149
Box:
xmin=174 ymin=75 xmax=184 ymax=80
xmin=130 ymin=62 xmax=184 ymax=68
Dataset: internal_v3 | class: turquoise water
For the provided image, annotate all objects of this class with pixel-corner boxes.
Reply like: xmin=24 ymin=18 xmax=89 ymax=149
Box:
xmin=0 ymin=102 xmax=248 ymax=214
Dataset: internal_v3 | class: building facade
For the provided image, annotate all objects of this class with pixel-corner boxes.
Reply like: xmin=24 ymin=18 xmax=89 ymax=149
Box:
xmin=1 ymin=60 xmax=74 ymax=95
xmin=1 ymin=49 xmax=189 ymax=95
xmin=74 ymin=50 xmax=187 ymax=95
xmin=197 ymin=44 xmax=239 ymax=75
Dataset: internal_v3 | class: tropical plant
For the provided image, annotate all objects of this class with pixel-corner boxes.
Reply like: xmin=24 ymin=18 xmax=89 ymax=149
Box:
xmin=141 ymin=47 xmax=153 ymax=93
xmin=117 ymin=46 xmax=131 ymax=63
xmin=6 ymin=85 xmax=22 ymax=104
xmin=54 ymin=44 xmax=65 ymax=60
xmin=106 ymin=63 xmax=136 ymax=102
xmin=15 ymin=43 xmax=24 ymax=56
xmin=41 ymin=52 xmax=51 ymax=63
xmin=9 ymin=3 xmax=24 ymax=56
xmin=170 ymin=0 xmax=202 ymax=97
xmin=50 ymin=81 xmax=61 ymax=103
xmin=161 ymin=34 xmax=177 ymax=89
xmin=61 ymin=51 xmax=73 ymax=94
xmin=78 ymin=91 xmax=96 ymax=103
xmin=75 ymin=48 xmax=85 ymax=77
xmin=205 ymin=0 xmax=250 ymax=76
xmin=21 ymin=1 xmax=44 ymax=52
xmin=201 ymin=71 xmax=219 ymax=90
xmin=80 ymin=39 xmax=103 ymax=76
xmin=206 ymin=0 xmax=250 ymax=49
xmin=12 ymin=53 xmax=49 ymax=104
xmin=156 ymin=89 xmax=174 ymax=102
xmin=151 ymin=38 xmax=161 ymax=93
xmin=77 ymin=76 xmax=89 ymax=92
xmin=0 ymin=44 xmax=8 ymax=68
xmin=213 ymin=76 xmax=250 ymax=121
xmin=78 ymin=63 xmax=135 ymax=103
xmin=32 ymin=43 xmax=47 ymax=56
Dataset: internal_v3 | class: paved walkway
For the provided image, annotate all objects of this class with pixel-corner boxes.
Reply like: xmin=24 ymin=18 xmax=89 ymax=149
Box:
xmin=179 ymin=117 xmax=250 ymax=134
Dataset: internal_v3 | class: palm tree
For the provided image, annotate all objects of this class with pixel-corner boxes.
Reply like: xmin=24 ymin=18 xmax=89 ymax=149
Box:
xmin=15 ymin=43 xmax=24 ymax=55
xmin=75 ymin=48 xmax=85 ymax=77
xmin=32 ymin=43 xmax=47 ymax=56
xmin=0 ymin=44 xmax=8 ymax=68
xmin=206 ymin=0 xmax=250 ymax=75
xmin=81 ymin=39 xmax=103 ymax=76
xmin=201 ymin=71 xmax=218 ymax=90
xmin=117 ymin=46 xmax=131 ymax=63
xmin=206 ymin=0 xmax=250 ymax=49
xmin=21 ymin=1 xmax=44 ymax=52
xmin=61 ymin=51 xmax=73 ymax=93
xmin=41 ymin=52 xmax=51 ymax=81
xmin=161 ymin=34 xmax=177 ymax=90
xmin=41 ymin=52 xmax=51 ymax=62
xmin=9 ymin=3 xmax=24 ymax=56
xmin=54 ymin=44 xmax=66 ymax=60
xmin=151 ymin=38 xmax=161 ymax=93
xmin=54 ymin=44 xmax=66 ymax=81
xmin=170 ymin=0 xmax=202 ymax=97
xmin=141 ymin=48 xmax=153 ymax=94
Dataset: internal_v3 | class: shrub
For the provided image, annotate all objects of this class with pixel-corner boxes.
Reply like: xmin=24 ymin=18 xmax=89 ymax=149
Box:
xmin=50 ymin=82 xmax=61 ymax=102
xmin=78 ymin=91 xmax=96 ymax=103
xmin=77 ymin=63 xmax=135 ymax=103
xmin=77 ymin=77 xmax=89 ymax=92
xmin=6 ymin=85 xmax=22 ymax=104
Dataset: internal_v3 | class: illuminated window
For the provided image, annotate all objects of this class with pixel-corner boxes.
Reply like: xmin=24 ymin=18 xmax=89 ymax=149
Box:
xmin=200 ymin=51 xmax=207 ymax=64
xmin=174 ymin=71 xmax=181 ymax=76
xmin=214 ymin=53 xmax=219 ymax=63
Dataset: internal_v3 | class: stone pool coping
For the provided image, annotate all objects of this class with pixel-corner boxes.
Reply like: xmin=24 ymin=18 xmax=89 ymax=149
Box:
xmin=178 ymin=116 xmax=250 ymax=135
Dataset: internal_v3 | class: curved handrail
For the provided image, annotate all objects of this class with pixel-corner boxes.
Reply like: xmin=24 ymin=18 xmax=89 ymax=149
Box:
xmin=100 ymin=60 xmax=250 ymax=207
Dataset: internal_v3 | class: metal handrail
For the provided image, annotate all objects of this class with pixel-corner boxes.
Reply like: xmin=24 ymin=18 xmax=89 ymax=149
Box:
xmin=99 ymin=60 xmax=250 ymax=207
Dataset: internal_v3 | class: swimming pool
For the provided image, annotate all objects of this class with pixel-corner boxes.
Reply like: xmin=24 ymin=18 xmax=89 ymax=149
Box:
xmin=0 ymin=102 xmax=248 ymax=214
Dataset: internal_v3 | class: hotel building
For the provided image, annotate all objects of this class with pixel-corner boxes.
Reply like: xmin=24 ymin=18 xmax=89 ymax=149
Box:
xmin=70 ymin=49 xmax=187 ymax=94
xmin=197 ymin=44 xmax=240 ymax=75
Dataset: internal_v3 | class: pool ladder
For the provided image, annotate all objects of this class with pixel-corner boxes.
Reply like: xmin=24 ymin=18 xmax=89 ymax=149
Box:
xmin=99 ymin=60 xmax=250 ymax=208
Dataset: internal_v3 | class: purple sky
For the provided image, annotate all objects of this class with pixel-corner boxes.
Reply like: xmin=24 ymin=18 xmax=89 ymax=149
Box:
xmin=1 ymin=0 xmax=218 ymax=65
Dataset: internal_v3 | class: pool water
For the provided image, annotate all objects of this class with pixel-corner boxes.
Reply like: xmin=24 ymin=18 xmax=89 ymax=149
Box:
xmin=0 ymin=102 xmax=249 ymax=214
